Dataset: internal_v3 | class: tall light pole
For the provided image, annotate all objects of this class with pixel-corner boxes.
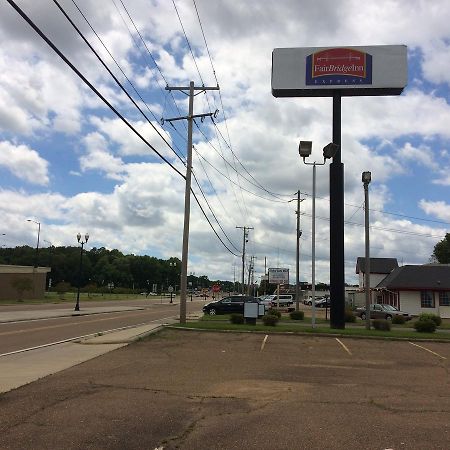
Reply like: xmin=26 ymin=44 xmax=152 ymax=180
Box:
xmin=289 ymin=192 xmax=304 ymax=311
xmin=74 ymin=232 xmax=89 ymax=312
xmin=43 ymin=240 xmax=53 ymax=291
xmin=299 ymin=141 xmax=338 ymax=328
xmin=362 ymin=171 xmax=372 ymax=330
xmin=169 ymin=261 xmax=177 ymax=303
xmin=27 ymin=219 xmax=40 ymax=268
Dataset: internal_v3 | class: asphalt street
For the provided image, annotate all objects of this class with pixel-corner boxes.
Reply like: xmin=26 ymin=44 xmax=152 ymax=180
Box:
xmin=0 ymin=328 xmax=449 ymax=450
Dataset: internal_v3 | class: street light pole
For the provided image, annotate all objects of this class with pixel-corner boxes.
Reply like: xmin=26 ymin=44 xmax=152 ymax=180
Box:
xmin=74 ymin=232 xmax=89 ymax=312
xmin=362 ymin=171 xmax=372 ymax=330
xmin=27 ymin=219 xmax=40 ymax=268
xmin=299 ymin=141 xmax=338 ymax=328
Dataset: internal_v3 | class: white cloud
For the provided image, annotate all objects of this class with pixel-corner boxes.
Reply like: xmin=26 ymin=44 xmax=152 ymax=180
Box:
xmin=419 ymin=199 xmax=450 ymax=222
xmin=0 ymin=141 xmax=49 ymax=185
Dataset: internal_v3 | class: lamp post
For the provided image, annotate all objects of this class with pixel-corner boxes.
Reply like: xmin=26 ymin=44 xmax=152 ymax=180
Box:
xmin=169 ymin=261 xmax=177 ymax=303
xmin=74 ymin=232 xmax=89 ymax=312
xmin=43 ymin=240 xmax=53 ymax=291
xmin=362 ymin=171 xmax=372 ymax=330
xmin=27 ymin=219 xmax=41 ymax=268
xmin=299 ymin=141 xmax=339 ymax=328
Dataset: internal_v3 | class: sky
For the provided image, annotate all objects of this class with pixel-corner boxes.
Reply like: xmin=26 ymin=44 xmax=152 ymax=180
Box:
xmin=1 ymin=0 xmax=450 ymax=287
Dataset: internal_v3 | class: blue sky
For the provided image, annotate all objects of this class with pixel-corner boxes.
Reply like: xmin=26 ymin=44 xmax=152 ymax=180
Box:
xmin=1 ymin=0 xmax=450 ymax=285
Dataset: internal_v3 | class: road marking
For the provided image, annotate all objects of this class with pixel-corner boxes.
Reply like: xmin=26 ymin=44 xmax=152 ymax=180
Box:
xmin=409 ymin=342 xmax=447 ymax=360
xmin=0 ymin=315 xmax=177 ymax=358
xmin=335 ymin=338 xmax=352 ymax=356
xmin=260 ymin=335 xmax=268 ymax=352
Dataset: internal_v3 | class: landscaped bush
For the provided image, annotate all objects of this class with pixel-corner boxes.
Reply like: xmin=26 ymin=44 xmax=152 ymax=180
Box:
xmin=266 ymin=308 xmax=281 ymax=318
xmin=372 ymin=319 xmax=391 ymax=331
xmin=262 ymin=314 xmax=279 ymax=326
xmin=392 ymin=315 xmax=406 ymax=325
xmin=344 ymin=309 xmax=356 ymax=323
xmin=418 ymin=313 xmax=441 ymax=327
xmin=289 ymin=310 xmax=304 ymax=320
xmin=414 ymin=318 xmax=437 ymax=333
xmin=230 ymin=313 xmax=244 ymax=324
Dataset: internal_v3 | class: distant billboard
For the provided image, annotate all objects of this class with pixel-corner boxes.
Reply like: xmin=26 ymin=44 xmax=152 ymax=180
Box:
xmin=268 ymin=268 xmax=289 ymax=285
xmin=272 ymin=45 xmax=407 ymax=97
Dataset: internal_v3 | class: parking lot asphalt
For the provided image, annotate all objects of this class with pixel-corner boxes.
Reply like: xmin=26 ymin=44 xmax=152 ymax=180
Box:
xmin=0 ymin=328 xmax=449 ymax=450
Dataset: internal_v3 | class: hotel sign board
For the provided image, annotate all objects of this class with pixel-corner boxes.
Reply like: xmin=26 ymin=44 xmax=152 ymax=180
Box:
xmin=272 ymin=45 xmax=407 ymax=97
xmin=268 ymin=268 xmax=289 ymax=285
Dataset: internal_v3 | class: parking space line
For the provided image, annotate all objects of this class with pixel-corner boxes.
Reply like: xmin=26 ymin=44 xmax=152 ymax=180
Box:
xmin=260 ymin=335 xmax=268 ymax=352
xmin=409 ymin=342 xmax=447 ymax=360
xmin=335 ymin=338 xmax=352 ymax=356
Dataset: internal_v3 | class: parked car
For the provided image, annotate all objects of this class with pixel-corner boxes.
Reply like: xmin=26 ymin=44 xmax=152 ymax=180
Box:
xmin=269 ymin=294 xmax=294 ymax=308
xmin=355 ymin=303 xmax=413 ymax=321
xmin=315 ymin=297 xmax=331 ymax=308
xmin=258 ymin=296 xmax=273 ymax=311
xmin=304 ymin=296 xmax=324 ymax=306
xmin=202 ymin=295 xmax=259 ymax=315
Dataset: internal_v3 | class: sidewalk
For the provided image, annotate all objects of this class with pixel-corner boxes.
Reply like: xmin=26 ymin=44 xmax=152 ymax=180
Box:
xmin=0 ymin=305 xmax=198 ymax=394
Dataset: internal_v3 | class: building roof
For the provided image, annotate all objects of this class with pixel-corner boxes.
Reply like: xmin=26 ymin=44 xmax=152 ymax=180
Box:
xmin=356 ymin=257 xmax=398 ymax=274
xmin=0 ymin=265 xmax=50 ymax=274
xmin=376 ymin=264 xmax=450 ymax=290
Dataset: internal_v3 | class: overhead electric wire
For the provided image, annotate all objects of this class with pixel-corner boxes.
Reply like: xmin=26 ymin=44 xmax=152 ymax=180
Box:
xmin=191 ymin=170 xmax=240 ymax=252
xmin=6 ymin=0 xmax=185 ymax=179
xmin=112 ymin=0 xmax=188 ymax=135
xmin=8 ymin=0 xmax=239 ymax=258
xmin=194 ymin=120 xmax=295 ymax=202
xmin=193 ymin=146 xmax=290 ymax=203
xmin=57 ymin=0 xmax=186 ymax=166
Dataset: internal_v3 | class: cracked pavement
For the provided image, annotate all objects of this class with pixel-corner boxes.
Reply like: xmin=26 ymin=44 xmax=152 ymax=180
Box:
xmin=0 ymin=329 xmax=449 ymax=449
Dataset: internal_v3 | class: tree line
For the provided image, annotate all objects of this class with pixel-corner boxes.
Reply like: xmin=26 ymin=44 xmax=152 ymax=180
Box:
xmin=0 ymin=245 xmax=238 ymax=293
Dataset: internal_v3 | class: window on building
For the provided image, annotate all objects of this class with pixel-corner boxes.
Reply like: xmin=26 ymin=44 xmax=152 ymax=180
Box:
xmin=420 ymin=291 xmax=435 ymax=308
xmin=439 ymin=292 xmax=450 ymax=307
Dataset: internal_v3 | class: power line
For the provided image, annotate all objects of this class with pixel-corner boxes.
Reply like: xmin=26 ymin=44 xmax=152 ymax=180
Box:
xmin=8 ymin=0 xmax=185 ymax=178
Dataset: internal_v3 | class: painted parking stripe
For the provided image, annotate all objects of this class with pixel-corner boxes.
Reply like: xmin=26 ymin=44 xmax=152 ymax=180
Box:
xmin=260 ymin=335 xmax=269 ymax=352
xmin=409 ymin=342 xmax=447 ymax=360
xmin=335 ymin=338 xmax=352 ymax=356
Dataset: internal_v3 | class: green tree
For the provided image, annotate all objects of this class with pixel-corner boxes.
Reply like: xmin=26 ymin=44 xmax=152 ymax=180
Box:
xmin=432 ymin=233 xmax=450 ymax=263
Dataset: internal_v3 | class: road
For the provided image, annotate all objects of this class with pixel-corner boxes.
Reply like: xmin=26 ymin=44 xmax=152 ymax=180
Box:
xmin=0 ymin=298 xmax=205 ymax=355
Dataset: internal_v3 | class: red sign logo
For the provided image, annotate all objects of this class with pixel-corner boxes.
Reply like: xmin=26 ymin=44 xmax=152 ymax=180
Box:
xmin=306 ymin=48 xmax=372 ymax=86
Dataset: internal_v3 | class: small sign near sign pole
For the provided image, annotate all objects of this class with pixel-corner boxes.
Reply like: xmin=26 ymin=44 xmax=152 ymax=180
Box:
xmin=268 ymin=268 xmax=289 ymax=285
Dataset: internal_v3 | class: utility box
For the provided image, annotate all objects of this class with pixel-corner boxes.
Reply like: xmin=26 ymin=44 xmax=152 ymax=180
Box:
xmin=244 ymin=301 xmax=259 ymax=325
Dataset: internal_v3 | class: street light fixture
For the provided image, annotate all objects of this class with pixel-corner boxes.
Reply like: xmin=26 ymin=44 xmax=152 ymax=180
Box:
xmin=27 ymin=219 xmax=41 ymax=268
xmin=362 ymin=171 xmax=372 ymax=330
xmin=299 ymin=141 xmax=339 ymax=328
xmin=74 ymin=232 xmax=89 ymax=312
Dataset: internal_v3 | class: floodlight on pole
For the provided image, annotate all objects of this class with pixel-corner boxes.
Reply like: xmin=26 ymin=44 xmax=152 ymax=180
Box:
xmin=362 ymin=171 xmax=371 ymax=330
xmin=299 ymin=141 xmax=336 ymax=328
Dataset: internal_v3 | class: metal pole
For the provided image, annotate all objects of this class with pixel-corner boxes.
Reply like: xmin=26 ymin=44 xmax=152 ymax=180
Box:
xmin=330 ymin=93 xmax=345 ymax=329
xmin=179 ymin=81 xmax=194 ymax=324
xmin=242 ymin=228 xmax=247 ymax=294
xmin=364 ymin=182 xmax=371 ymax=329
xmin=75 ymin=242 xmax=83 ymax=311
xmin=312 ymin=163 xmax=316 ymax=328
xmin=35 ymin=222 xmax=40 ymax=268
xmin=295 ymin=190 xmax=300 ymax=311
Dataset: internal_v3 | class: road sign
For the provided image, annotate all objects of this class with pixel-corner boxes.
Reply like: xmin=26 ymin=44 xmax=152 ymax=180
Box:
xmin=212 ymin=284 xmax=220 ymax=293
xmin=268 ymin=268 xmax=289 ymax=284
xmin=168 ymin=285 xmax=174 ymax=293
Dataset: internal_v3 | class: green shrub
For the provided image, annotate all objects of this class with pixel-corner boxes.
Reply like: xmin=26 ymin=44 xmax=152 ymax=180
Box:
xmin=289 ymin=310 xmax=304 ymax=320
xmin=262 ymin=314 xmax=279 ymax=326
xmin=229 ymin=314 xmax=244 ymax=324
xmin=266 ymin=308 xmax=281 ymax=318
xmin=414 ymin=318 xmax=436 ymax=333
xmin=344 ymin=309 xmax=356 ymax=323
xmin=418 ymin=313 xmax=441 ymax=327
xmin=392 ymin=315 xmax=406 ymax=325
xmin=372 ymin=319 xmax=391 ymax=331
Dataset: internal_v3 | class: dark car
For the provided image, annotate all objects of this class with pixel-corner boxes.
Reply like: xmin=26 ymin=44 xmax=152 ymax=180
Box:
xmin=315 ymin=297 xmax=331 ymax=308
xmin=355 ymin=303 xmax=413 ymax=321
xmin=202 ymin=295 xmax=258 ymax=315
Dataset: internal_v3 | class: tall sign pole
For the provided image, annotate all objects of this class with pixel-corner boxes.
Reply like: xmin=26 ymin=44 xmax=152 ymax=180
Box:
xmin=272 ymin=45 xmax=407 ymax=330
xmin=329 ymin=93 xmax=345 ymax=328
xmin=164 ymin=82 xmax=219 ymax=323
